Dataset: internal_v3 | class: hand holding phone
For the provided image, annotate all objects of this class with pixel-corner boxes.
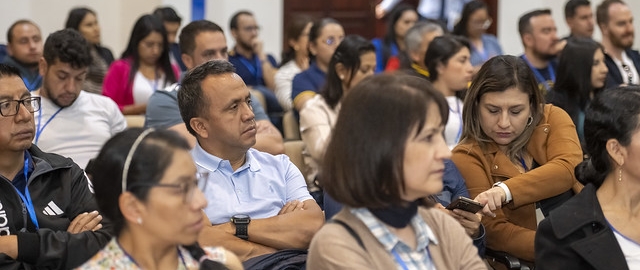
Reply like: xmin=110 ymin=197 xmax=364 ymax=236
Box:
xmin=446 ymin=196 xmax=485 ymax=214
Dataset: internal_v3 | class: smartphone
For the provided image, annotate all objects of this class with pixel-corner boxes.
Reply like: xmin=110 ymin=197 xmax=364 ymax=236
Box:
xmin=446 ymin=196 xmax=484 ymax=213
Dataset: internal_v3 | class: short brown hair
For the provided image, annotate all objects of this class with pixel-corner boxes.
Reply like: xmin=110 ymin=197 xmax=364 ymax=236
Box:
xmin=596 ymin=0 xmax=626 ymax=27
xmin=322 ymin=74 xmax=448 ymax=208
xmin=460 ymin=55 xmax=545 ymax=161
xmin=6 ymin=19 xmax=39 ymax=44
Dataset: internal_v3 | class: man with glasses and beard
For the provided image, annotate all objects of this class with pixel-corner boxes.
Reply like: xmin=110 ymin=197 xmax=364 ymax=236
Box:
xmin=597 ymin=0 xmax=640 ymax=88
xmin=518 ymin=9 xmax=565 ymax=95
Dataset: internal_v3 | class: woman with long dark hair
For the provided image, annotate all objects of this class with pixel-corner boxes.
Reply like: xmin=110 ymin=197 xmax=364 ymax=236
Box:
xmin=103 ymin=14 xmax=180 ymax=115
xmin=371 ymin=4 xmax=417 ymax=73
xmin=275 ymin=14 xmax=313 ymax=111
xmin=299 ymin=35 xmax=376 ymax=195
xmin=77 ymin=128 xmax=242 ymax=270
xmin=547 ymin=37 xmax=608 ymax=152
xmin=452 ymin=0 xmax=503 ymax=68
xmin=65 ymin=7 xmax=115 ymax=94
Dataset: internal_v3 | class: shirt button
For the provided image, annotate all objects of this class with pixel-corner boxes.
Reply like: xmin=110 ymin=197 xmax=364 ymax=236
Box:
xmin=543 ymin=127 xmax=549 ymax=133
xmin=493 ymin=165 xmax=499 ymax=170
xmin=236 ymin=189 xmax=242 ymax=194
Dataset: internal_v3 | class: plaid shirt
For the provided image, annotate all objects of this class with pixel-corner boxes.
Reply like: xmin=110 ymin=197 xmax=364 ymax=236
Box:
xmin=351 ymin=208 xmax=438 ymax=270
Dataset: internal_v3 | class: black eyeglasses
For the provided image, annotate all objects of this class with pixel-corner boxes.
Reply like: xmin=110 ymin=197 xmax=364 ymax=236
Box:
xmin=622 ymin=63 xmax=634 ymax=85
xmin=0 ymin=96 xmax=41 ymax=117
xmin=128 ymin=172 xmax=209 ymax=203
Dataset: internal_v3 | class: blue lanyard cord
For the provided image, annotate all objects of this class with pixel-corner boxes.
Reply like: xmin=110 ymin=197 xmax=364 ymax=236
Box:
xmin=238 ymin=55 xmax=263 ymax=84
xmin=520 ymin=156 xmax=529 ymax=172
xmin=522 ymin=55 xmax=555 ymax=91
xmin=23 ymin=76 xmax=42 ymax=91
xmin=35 ymin=106 xmax=63 ymax=144
xmin=13 ymin=154 xmax=40 ymax=230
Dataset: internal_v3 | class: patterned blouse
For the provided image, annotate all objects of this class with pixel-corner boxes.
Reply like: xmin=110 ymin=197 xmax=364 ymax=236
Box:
xmin=76 ymin=238 xmax=228 ymax=269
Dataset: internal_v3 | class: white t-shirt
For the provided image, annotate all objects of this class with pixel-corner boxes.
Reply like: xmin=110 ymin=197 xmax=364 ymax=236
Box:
xmin=132 ymin=71 xmax=166 ymax=104
xmin=34 ymin=91 xmax=127 ymax=168
xmin=445 ymin=96 xmax=463 ymax=150
xmin=612 ymin=229 xmax=640 ymax=268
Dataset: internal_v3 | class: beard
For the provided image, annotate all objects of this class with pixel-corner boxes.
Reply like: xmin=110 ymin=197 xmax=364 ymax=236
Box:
xmin=610 ymin=32 xmax=634 ymax=49
xmin=238 ymin=39 xmax=254 ymax=52
xmin=532 ymin=49 xmax=556 ymax=61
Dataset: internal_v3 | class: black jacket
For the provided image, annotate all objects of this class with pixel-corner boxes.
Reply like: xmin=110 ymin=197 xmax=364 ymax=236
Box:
xmin=0 ymin=145 xmax=112 ymax=270
xmin=535 ymin=184 xmax=628 ymax=270
xmin=604 ymin=48 xmax=640 ymax=89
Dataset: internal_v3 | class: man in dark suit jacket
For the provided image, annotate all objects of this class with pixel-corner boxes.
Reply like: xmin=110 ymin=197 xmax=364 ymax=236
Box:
xmin=597 ymin=0 xmax=640 ymax=88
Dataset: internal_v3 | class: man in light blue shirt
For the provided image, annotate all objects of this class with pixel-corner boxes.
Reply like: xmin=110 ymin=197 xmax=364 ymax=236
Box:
xmin=177 ymin=60 xmax=324 ymax=261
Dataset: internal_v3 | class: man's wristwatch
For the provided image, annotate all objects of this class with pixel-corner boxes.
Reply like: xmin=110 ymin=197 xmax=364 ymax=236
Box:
xmin=230 ymin=214 xmax=251 ymax=240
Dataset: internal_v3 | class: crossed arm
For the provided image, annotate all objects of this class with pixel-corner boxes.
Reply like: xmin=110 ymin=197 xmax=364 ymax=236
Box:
xmin=198 ymin=199 xmax=324 ymax=261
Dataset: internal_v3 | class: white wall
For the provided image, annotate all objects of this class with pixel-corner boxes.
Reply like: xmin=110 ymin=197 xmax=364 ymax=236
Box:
xmin=2 ymin=0 xmax=637 ymax=63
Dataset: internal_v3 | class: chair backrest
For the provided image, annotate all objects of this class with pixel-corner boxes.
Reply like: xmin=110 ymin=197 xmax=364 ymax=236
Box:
xmin=125 ymin=115 xmax=145 ymax=128
xmin=284 ymin=140 xmax=307 ymax=174
xmin=283 ymin=111 xmax=301 ymax=140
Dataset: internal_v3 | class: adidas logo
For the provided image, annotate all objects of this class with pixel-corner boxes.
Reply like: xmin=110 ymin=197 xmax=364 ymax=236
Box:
xmin=43 ymin=201 xmax=64 ymax=216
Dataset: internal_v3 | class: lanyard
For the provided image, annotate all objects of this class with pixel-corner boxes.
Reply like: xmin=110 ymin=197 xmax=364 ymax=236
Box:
xmin=238 ymin=55 xmax=263 ymax=85
xmin=522 ymin=55 xmax=555 ymax=92
xmin=35 ymin=106 xmax=63 ymax=144
xmin=13 ymin=154 xmax=40 ymax=230
xmin=520 ymin=156 xmax=529 ymax=172
xmin=23 ymin=76 xmax=42 ymax=91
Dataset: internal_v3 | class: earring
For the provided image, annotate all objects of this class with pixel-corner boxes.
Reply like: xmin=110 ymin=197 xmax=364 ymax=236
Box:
xmin=137 ymin=217 xmax=143 ymax=225
xmin=619 ymin=168 xmax=623 ymax=182
xmin=526 ymin=116 xmax=533 ymax=127
xmin=339 ymin=74 xmax=345 ymax=80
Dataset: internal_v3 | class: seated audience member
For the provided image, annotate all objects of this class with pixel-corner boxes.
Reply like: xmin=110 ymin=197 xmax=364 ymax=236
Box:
xmin=536 ymin=86 xmax=640 ymax=269
xmin=547 ymin=37 xmax=608 ymax=153
xmin=453 ymin=0 xmax=503 ymax=68
xmin=33 ymin=29 xmax=126 ymax=169
xmin=597 ymin=0 xmax=640 ymax=88
xmin=78 ymin=128 xmax=242 ymax=269
xmin=103 ymin=14 xmax=180 ymax=115
xmin=300 ymin=35 xmax=376 ymax=201
xmin=371 ymin=4 xmax=418 ymax=73
xmin=518 ymin=9 xmax=564 ymax=94
xmin=177 ymin=60 xmax=324 ymax=261
xmin=2 ymin=20 xmax=43 ymax=91
xmin=425 ymin=35 xmax=474 ymax=149
xmin=308 ymin=74 xmax=486 ymax=269
xmin=375 ymin=0 xmax=471 ymax=31
xmin=144 ymin=20 xmax=284 ymax=155
xmin=274 ymin=14 xmax=313 ymax=111
xmin=291 ymin=18 xmax=344 ymax=114
xmin=0 ymin=63 xmax=111 ymax=269
xmin=65 ymin=7 xmax=115 ymax=94
xmin=451 ymin=55 xmax=583 ymax=266
xmin=228 ymin=10 xmax=283 ymax=125
xmin=402 ymin=20 xmax=444 ymax=79
xmin=153 ymin=6 xmax=187 ymax=72
xmin=564 ymin=0 xmax=595 ymax=39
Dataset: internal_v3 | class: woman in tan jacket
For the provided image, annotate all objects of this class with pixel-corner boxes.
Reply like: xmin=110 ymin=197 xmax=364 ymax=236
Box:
xmin=308 ymin=74 xmax=487 ymax=269
xmin=451 ymin=55 xmax=583 ymax=266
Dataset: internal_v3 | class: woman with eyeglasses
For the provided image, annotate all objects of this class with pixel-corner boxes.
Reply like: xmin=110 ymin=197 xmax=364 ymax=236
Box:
xmin=103 ymin=14 xmax=180 ymax=115
xmin=77 ymin=128 xmax=242 ymax=270
xmin=452 ymin=0 xmax=503 ymax=68
xmin=291 ymin=18 xmax=344 ymax=115
xmin=547 ymin=37 xmax=608 ymax=154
